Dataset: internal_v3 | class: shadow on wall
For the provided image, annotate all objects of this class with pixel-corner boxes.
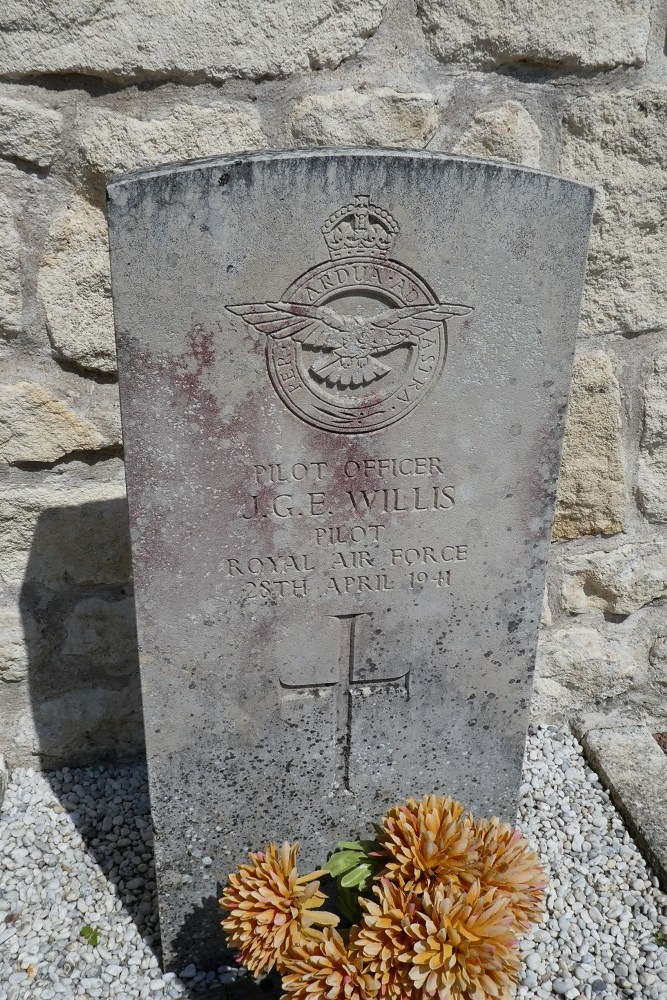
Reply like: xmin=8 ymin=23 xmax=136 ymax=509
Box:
xmin=21 ymin=497 xmax=146 ymax=768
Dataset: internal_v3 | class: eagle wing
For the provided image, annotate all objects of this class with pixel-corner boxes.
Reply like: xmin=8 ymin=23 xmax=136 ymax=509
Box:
xmin=363 ymin=304 xmax=472 ymax=351
xmin=226 ymin=301 xmax=354 ymax=349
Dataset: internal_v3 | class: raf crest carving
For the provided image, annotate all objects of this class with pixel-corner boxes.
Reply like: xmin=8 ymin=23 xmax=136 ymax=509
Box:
xmin=227 ymin=196 xmax=473 ymax=434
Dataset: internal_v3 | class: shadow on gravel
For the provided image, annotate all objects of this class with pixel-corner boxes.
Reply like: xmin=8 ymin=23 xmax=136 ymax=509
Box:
xmin=189 ymin=979 xmax=281 ymax=1000
xmin=217 ymin=976 xmax=282 ymax=998
xmin=169 ymin=895 xmax=282 ymax=993
xmin=171 ymin=893 xmax=229 ymax=972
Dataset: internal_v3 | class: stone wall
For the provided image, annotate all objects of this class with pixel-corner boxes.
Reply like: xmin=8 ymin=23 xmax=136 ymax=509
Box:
xmin=0 ymin=0 xmax=666 ymax=766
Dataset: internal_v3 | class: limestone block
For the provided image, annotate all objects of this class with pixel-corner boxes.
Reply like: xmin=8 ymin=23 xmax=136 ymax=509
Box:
xmin=638 ymin=354 xmax=667 ymax=523
xmin=0 ymin=382 xmax=109 ymax=464
xmin=553 ymin=352 xmax=625 ymax=541
xmin=0 ymin=96 xmax=61 ymax=167
xmin=0 ymin=607 xmax=39 ymax=684
xmin=38 ymin=196 xmax=115 ymax=373
xmin=649 ymin=637 xmax=667 ymax=687
xmin=534 ymin=626 xmax=636 ymax=721
xmin=582 ymin=727 xmax=667 ymax=890
xmin=79 ymin=103 xmax=266 ymax=187
xmin=0 ymin=0 xmax=386 ymax=82
xmin=0 ymin=193 xmax=21 ymax=337
xmin=63 ymin=595 xmax=137 ymax=675
xmin=0 ymin=469 xmax=129 ymax=588
xmin=562 ymin=87 xmax=667 ymax=336
xmin=561 ymin=542 xmax=667 ymax=615
xmin=454 ymin=101 xmax=541 ymax=168
xmin=291 ymin=88 xmax=438 ymax=148
xmin=417 ymin=0 xmax=650 ymax=71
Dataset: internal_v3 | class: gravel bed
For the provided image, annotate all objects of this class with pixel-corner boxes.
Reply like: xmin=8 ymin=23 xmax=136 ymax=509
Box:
xmin=0 ymin=725 xmax=666 ymax=1000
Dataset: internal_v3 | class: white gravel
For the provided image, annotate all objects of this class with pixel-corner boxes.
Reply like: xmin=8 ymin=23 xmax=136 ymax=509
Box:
xmin=0 ymin=725 xmax=665 ymax=1000
xmin=516 ymin=726 xmax=667 ymax=1000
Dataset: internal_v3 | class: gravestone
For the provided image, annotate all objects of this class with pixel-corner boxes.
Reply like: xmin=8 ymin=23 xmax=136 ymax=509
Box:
xmin=107 ymin=149 xmax=594 ymax=967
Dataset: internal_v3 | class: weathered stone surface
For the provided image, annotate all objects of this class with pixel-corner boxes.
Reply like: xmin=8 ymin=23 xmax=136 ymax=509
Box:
xmin=0 ymin=469 xmax=129 ymax=588
xmin=0 ymin=382 xmax=108 ymax=464
xmin=0 ymin=607 xmax=39 ymax=683
xmin=649 ymin=636 xmax=667 ymax=687
xmin=108 ymin=148 xmax=593 ymax=965
xmin=637 ymin=353 xmax=667 ymax=523
xmin=534 ymin=626 xmax=636 ymax=722
xmin=63 ymin=595 xmax=137 ymax=674
xmin=561 ymin=87 xmax=667 ymax=337
xmin=417 ymin=0 xmax=651 ymax=71
xmin=79 ymin=103 xmax=266 ymax=188
xmin=638 ymin=466 xmax=667 ymax=526
xmin=552 ymin=352 xmax=626 ymax=541
xmin=0 ymin=193 xmax=21 ymax=337
xmin=583 ymin=726 xmax=667 ymax=890
xmin=38 ymin=196 xmax=115 ymax=373
xmin=640 ymin=354 xmax=667 ymax=447
xmin=291 ymin=88 xmax=438 ymax=148
xmin=455 ymin=101 xmax=541 ymax=168
xmin=0 ymin=0 xmax=386 ymax=82
xmin=561 ymin=542 xmax=667 ymax=615
xmin=0 ymin=95 xmax=61 ymax=167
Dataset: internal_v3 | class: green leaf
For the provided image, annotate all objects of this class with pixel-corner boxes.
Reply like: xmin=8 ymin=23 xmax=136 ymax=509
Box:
xmin=325 ymin=851 xmax=365 ymax=877
xmin=337 ymin=839 xmax=378 ymax=853
xmin=80 ymin=925 xmax=100 ymax=947
xmin=336 ymin=886 xmax=362 ymax=925
xmin=340 ymin=862 xmax=373 ymax=889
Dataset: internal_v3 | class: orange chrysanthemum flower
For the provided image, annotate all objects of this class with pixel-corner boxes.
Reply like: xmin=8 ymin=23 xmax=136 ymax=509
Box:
xmin=404 ymin=882 xmax=520 ymax=1000
xmin=220 ymin=842 xmax=339 ymax=977
xmin=378 ymin=795 xmax=478 ymax=894
xmin=354 ymin=879 xmax=416 ymax=998
xmin=473 ymin=817 xmax=547 ymax=931
xmin=282 ymin=928 xmax=381 ymax=1000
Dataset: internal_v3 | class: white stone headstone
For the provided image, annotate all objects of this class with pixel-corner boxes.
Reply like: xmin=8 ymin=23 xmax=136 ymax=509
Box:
xmin=107 ymin=149 xmax=594 ymax=966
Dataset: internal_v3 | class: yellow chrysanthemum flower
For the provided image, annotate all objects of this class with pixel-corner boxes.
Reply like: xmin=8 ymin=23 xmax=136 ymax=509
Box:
xmin=378 ymin=795 xmax=478 ymax=894
xmin=219 ymin=841 xmax=338 ymax=977
xmin=473 ymin=817 xmax=547 ymax=931
xmin=282 ymin=927 xmax=381 ymax=1000
xmin=405 ymin=882 xmax=520 ymax=1000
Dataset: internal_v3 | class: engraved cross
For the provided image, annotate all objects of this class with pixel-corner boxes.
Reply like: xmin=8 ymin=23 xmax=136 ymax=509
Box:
xmin=279 ymin=613 xmax=410 ymax=791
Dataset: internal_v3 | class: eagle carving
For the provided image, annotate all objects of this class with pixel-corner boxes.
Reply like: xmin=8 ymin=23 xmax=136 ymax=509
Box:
xmin=227 ymin=301 xmax=471 ymax=390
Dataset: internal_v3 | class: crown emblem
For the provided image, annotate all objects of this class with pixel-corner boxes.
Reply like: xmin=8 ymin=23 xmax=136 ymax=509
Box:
xmin=321 ymin=195 xmax=399 ymax=260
